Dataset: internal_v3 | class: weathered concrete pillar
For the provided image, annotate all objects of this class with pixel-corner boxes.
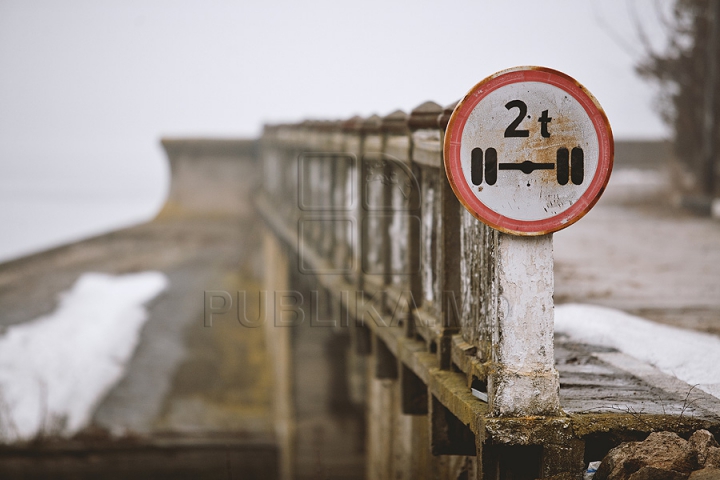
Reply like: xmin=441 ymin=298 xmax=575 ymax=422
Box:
xmin=488 ymin=233 xmax=560 ymax=417
xmin=366 ymin=335 xmax=398 ymax=480
xmin=341 ymin=116 xmax=364 ymax=284
xmin=262 ymin=230 xmax=295 ymax=480
xmin=159 ymin=138 xmax=257 ymax=217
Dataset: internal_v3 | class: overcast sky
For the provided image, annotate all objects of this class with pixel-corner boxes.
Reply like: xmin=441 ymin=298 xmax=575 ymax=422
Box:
xmin=0 ymin=1 xmax=672 ymax=257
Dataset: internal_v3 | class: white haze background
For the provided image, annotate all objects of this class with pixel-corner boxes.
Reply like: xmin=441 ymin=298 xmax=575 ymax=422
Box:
xmin=0 ymin=0 xmax=671 ymax=261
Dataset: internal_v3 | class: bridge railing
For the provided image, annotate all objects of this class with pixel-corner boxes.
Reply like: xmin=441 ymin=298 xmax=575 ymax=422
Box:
xmin=256 ymin=102 xmax=570 ymax=479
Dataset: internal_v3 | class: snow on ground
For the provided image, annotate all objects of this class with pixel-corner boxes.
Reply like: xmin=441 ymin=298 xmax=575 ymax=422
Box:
xmin=0 ymin=271 xmax=167 ymax=442
xmin=555 ymin=304 xmax=720 ymax=400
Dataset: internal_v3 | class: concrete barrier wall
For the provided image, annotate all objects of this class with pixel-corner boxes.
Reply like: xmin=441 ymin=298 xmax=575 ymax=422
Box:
xmin=160 ymin=138 xmax=258 ymax=216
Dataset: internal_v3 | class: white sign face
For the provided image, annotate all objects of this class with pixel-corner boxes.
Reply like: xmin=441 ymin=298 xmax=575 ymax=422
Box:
xmin=444 ymin=67 xmax=613 ymax=235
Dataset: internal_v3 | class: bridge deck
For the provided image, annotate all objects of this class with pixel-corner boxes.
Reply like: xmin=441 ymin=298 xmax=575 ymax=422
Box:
xmin=257 ymin=192 xmax=720 ymax=444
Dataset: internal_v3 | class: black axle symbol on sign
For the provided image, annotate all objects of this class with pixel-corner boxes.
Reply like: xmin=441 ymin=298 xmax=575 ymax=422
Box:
xmin=471 ymin=147 xmax=584 ymax=186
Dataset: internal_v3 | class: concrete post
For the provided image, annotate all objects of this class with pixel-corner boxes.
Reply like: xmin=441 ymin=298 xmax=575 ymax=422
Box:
xmin=262 ymin=230 xmax=295 ymax=480
xmin=488 ymin=233 xmax=560 ymax=417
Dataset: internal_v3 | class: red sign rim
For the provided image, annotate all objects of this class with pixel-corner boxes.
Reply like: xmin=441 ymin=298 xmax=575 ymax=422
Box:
xmin=444 ymin=66 xmax=614 ymax=236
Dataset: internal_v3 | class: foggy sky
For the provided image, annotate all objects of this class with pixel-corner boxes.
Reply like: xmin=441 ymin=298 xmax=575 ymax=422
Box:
xmin=0 ymin=0 xmax=671 ymax=258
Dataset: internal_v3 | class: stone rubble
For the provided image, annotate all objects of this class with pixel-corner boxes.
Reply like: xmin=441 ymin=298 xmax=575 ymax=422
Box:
xmin=688 ymin=467 xmax=720 ymax=480
xmin=594 ymin=430 xmax=720 ymax=480
xmin=690 ymin=430 xmax=720 ymax=467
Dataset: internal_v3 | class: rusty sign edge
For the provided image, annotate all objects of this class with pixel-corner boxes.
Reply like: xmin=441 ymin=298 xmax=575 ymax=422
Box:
xmin=443 ymin=65 xmax=615 ymax=236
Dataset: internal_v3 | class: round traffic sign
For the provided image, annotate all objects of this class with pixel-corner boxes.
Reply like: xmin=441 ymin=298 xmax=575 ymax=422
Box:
xmin=444 ymin=66 xmax=613 ymax=235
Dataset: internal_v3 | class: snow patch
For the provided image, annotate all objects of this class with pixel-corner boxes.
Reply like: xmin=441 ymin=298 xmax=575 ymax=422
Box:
xmin=0 ymin=271 xmax=168 ymax=442
xmin=555 ymin=304 xmax=720 ymax=400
